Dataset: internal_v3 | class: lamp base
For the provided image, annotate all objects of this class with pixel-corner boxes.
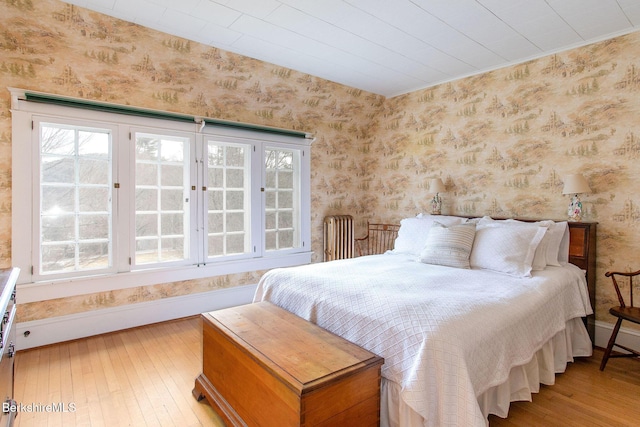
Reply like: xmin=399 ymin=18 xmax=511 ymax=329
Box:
xmin=567 ymin=194 xmax=583 ymax=222
xmin=431 ymin=193 xmax=442 ymax=216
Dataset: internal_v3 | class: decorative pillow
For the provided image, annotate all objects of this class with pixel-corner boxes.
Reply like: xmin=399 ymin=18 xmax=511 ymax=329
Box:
xmin=470 ymin=223 xmax=547 ymax=277
xmin=393 ymin=214 xmax=468 ymax=256
xmin=419 ymin=222 xmax=477 ymax=268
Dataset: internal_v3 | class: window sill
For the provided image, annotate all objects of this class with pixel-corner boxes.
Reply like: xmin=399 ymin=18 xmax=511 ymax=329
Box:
xmin=18 ymin=251 xmax=313 ymax=304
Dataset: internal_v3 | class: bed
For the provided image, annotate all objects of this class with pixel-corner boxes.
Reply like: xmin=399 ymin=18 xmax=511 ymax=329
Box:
xmin=253 ymin=215 xmax=595 ymax=427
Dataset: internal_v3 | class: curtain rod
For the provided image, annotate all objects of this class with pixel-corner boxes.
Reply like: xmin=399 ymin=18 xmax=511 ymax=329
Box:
xmin=19 ymin=90 xmax=313 ymax=140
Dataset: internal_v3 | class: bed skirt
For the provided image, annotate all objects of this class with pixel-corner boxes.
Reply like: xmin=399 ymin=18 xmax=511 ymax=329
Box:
xmin=380 ymin=317 xmax=593 ymax=427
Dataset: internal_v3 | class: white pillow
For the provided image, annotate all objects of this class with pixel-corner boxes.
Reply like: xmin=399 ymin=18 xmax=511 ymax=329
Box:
xmin=393 ymin=215 xmax=468 ymax=256
xmin=557 ymin=222 xmax=570 ymax=264
xmin=419 ymin=222 xmax=477 ymax=269
xmin=470 ymin=223 xmax=547 ymax=277
xmin=478 ymin=217 xmax=560 ymax=270
xmin=503 ymin=219 xmax=567 ymax=268
xmin=503 ymin=219 xmax=553 ymax=270
xmin=546 ymin=221 xmax=568 ymax=266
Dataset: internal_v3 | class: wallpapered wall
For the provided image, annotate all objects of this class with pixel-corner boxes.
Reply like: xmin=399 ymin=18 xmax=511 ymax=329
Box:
xmin=0 ymin=0 xmax=382 ymax=323
xmin=1 ymin=0 xmax=638 ymax=326
xmin=374 ymin=34 xmax=640 ymax=325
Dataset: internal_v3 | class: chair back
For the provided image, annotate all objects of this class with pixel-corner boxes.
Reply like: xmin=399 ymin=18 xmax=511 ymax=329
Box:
xmin=601 ymin=269 xmax=640 ymax=370
xmin=605 ymin=270 xmax=640 ymax=308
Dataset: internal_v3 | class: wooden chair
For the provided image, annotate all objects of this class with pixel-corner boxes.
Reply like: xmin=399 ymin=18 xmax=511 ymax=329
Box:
xmin=600 ymin=269 xmax=640 ymax=371
xmin=355 ymin=222 xmax=399 ymax=256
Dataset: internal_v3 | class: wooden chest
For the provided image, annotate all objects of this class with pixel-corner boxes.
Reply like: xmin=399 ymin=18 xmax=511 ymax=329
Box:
xmin=193 ymin=302 xmax=384 ymax=427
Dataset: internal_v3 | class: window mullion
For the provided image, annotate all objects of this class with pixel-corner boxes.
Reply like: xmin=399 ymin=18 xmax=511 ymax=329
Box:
xmin=195 ymin=137 xmax=205 ymax=265
xmin=74 ymin=129 xmax=81 ymax=271
xmin=252 ymin=142 xmax=264 ymax=257
xmin=116 ymin=125 xmax=131 ymax=272
xmin=300 ymin=147 xmax=311 ymax=250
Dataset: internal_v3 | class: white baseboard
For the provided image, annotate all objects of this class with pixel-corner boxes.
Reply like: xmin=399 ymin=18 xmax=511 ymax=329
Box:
xmin=17 ymin=297 xmax=640 ymax=355
xmin=16 ymin=284 xmax=258 ymax=351
xmin=594 ymin=319 xmax=640 ymax=351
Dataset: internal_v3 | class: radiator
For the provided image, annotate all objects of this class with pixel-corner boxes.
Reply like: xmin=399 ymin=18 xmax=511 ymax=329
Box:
xmin=323 ymin=215 xmax=354 ymax=261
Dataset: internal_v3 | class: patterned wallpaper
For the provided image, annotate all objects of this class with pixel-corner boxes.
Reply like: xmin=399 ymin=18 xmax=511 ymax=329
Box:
xmin=372 ymin=35 xmax=640 ymax=325
xmin=0 ymin=0 xmax=382 ymax=322
xmin=1 ymin=0 xmax=638 ymax=326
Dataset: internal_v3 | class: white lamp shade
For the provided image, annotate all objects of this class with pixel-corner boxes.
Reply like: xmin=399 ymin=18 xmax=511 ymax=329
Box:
xmin=562 ymin=174 xmax=591 ymax=195
xmin=430 ymin=178 xmax=446 ymax=193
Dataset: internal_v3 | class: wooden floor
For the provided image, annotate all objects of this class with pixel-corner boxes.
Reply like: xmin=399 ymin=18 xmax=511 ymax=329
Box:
xmin=13 ymin=316 xmax=640 ymax=427
xmin=488 ymin=350 xmax=640 ymax=427
xmin=14 ymin=316 xmax=223 ymax=427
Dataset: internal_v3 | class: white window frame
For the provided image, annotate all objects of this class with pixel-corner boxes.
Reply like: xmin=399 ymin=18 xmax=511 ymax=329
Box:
xmin=32 ymin=117 xmax=119 ymax=280
xmin=201 ymin=136 xmax=258 ymax=263
xmin=10 ymin=89 xmax=312 ymax=303
xmin=129 ymin=127 xmax=198 ymax=270
xmin=262 ymin=142 xmax=304 ymax=255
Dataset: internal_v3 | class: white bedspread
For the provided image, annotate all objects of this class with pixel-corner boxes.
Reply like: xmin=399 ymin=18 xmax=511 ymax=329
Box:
xmin=253 ymin=253 xmax=593 ymax=427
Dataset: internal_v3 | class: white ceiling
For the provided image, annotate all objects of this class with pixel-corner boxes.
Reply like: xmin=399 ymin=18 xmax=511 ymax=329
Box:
xmin=65 ymin=0 xmax=640 ymax=97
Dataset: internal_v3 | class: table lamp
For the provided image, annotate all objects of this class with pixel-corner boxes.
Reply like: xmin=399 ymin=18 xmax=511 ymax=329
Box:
xmin=430 ymin=178 xmax=446 ymax=215
xmin=562 ymin=174 xmax=591 ymax=221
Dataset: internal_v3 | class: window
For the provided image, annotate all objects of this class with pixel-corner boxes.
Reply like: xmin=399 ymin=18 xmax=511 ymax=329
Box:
xmin=200 ymin=139 xmax=306 ymax=261
xmin=264 ymin=147 xmax=300 ymax=251
xmin=134 ymin=131 xmax=193 ymax=266
xmin=11 ymin=90 xmax=312 ymax=290
xmin=205 ymin=140 xmax=252 ymax=259
xmin=38 ymin=121 xmax=115 ymax=275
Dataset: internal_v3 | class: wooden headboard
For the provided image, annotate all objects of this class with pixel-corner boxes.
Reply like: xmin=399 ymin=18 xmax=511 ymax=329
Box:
xmin=566 ymin=221 xmax=597 ymax=342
